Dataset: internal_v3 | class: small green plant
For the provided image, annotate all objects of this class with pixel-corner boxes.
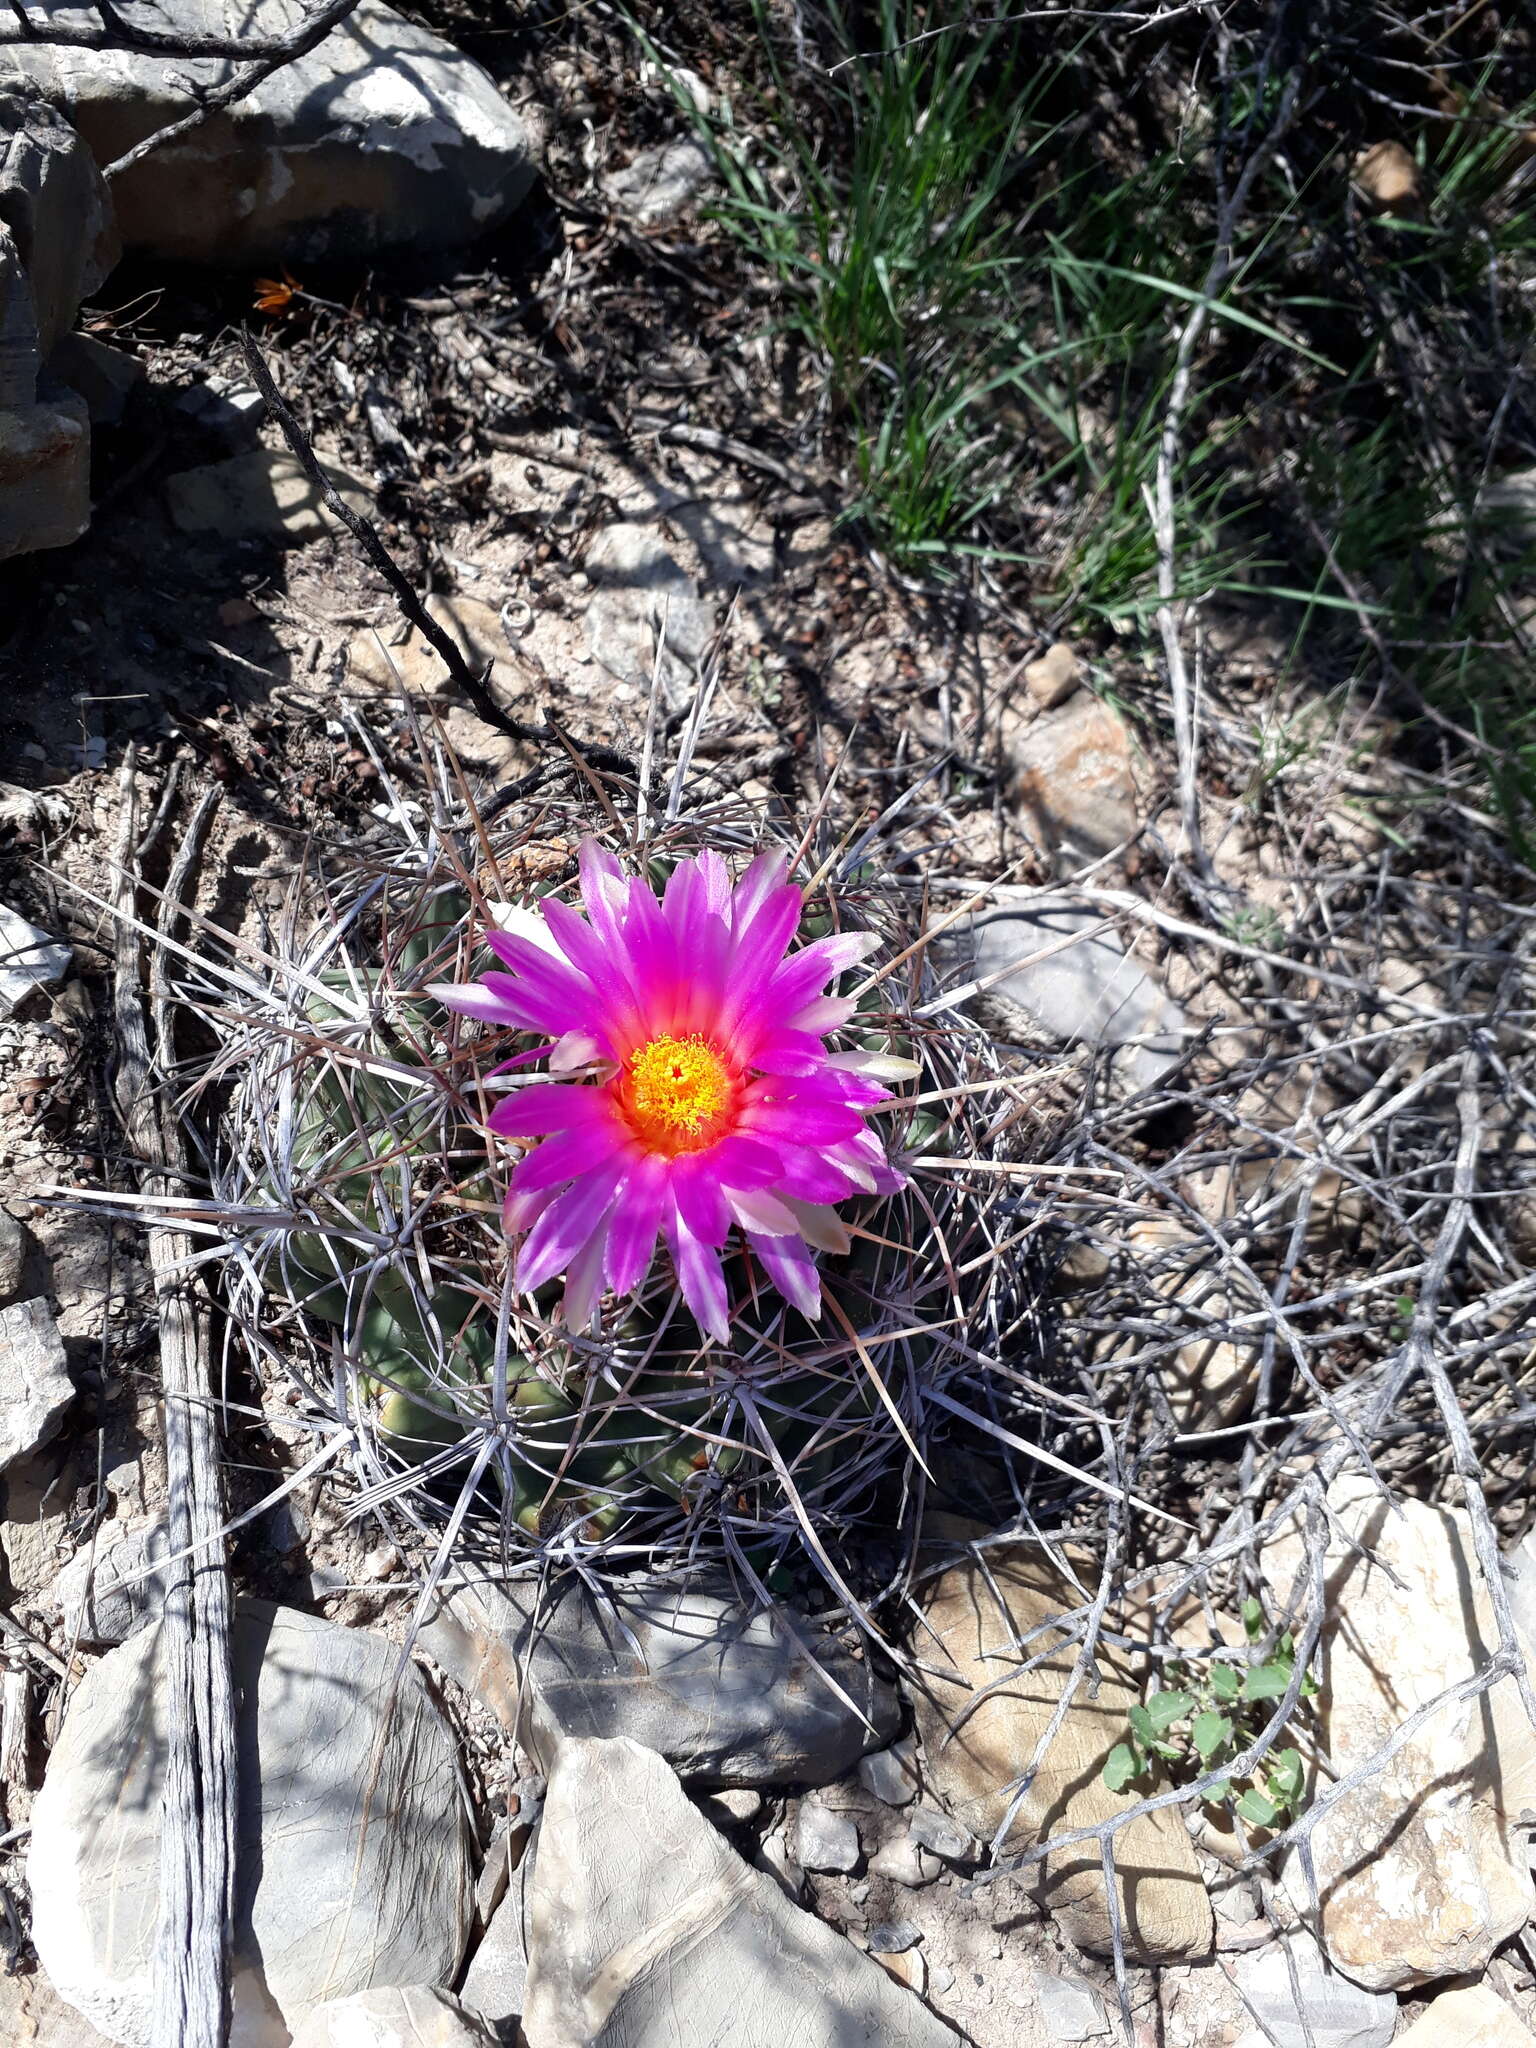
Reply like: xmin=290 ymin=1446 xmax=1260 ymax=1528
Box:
xmin=1103 ymin=1597 xmax=1318 ymax=1829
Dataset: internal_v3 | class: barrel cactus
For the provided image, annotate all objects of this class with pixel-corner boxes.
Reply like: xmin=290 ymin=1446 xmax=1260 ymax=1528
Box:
xmin=213 ymin=773 xmax=1022 ymax=1576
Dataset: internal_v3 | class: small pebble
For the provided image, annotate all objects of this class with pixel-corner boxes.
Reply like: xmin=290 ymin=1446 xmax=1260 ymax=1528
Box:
xmin=905 ymin=1805 xmax=974 ymax=1862
xmin=868 ymin=1835 xmax=941 ymax=1888
xmin=695 ymin=1787 xmax=763 ymax=1830
xmin=1022 ymin=639 xmax=1082 ymax=709
xmin=796 ymin=1799 xmax=861 ymax=1874
xmin=857 ymin=1745 xmax=918 ymax=1806
xmin=867 ymin=1919 xmax=921 ymax=1954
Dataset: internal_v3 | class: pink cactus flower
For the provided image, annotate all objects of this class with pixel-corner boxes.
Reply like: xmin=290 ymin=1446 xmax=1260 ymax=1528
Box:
xmin=430 ymin=841 xmax=907 ymax=1341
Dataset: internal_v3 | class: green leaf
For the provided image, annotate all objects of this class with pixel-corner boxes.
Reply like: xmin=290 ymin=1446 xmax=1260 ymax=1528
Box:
xmin=1202 ymin=1778 xmax=1231 ymax=1806
xmin=1054 ymin=259 xmax=1345 ymax=372
xmin=1144 ymin=1689 xmax=1196 ymax=1734
xmin=1192 ymin=1711 xmax=1233 ymax=1761
xmin=1102 ymin=1743 xmax=1140 ymax=1794
xmin=1243 ymin=1661 xmax=1292 ymax=1702
xmin=1235 ymin=1786 xmax=1282 ymax=1828
xmin=1210 ymin=1664 xmax=1241 ymax=1702
xmin=1267 ymin=1747 xmax=1304 ymax=1801
xmin=1241 ymin=1597 xmax=1265 ymax=1641
xmin=1128 ymin=1704 xmax=1155 ymax=1744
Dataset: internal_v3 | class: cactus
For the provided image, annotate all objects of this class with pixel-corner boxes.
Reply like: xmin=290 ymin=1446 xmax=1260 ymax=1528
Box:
xmin=212 ymin=779 xmax=1020 ymax=1574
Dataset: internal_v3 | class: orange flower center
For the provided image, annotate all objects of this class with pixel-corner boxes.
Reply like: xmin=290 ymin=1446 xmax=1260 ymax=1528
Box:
xmin=623 ymin=1034 xmax=733 ymax=1155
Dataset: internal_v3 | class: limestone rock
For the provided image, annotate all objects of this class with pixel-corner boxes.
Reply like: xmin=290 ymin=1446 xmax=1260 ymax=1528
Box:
xmin=583 ymin=523 xmax=713 ymax=708
xmin=1033 ymin=1971 xmax=1110 ymax=2039
xmin=1262 ymin=1479 xmax=1536 ymax=1989
xmin=522 ymin=1735 xmax=963 ymax=2047
xmin=696 ymin=1786 xmax=763 ymax=1829
xmin=0 ymin=1298 xmax=73 ymax=1473
xmin=795 ymin=1797 xmax=860 ymax=1873
xmin=0 ymin=1965 xmax=116 ymax=2045
xmin=29 ymin=1601 xmax=473 ymax=2045
xmin=1227 ymin=1932 xmax=1396 ymax=2048
xmin=1354 ymin=141 xmax=1419 ymax=212
xmin=46 ymin=333 xmax=142 ymax=426
xmin=0 ymin=389 xmax=90 ymax=559
xmin=858 ymin=1742 xmax=918 ymax=1806
xmin=0 ymin=82 xmax=118 ymax=376
xmin=422 ymin=1575 xmax=898 ymax=1788
xmin=1022 ymin=641 xmax=1081 ymax=710
xmin=603 ymin=138 xmax=715 ymax=225
xmin=1394 ymin=1985 xmax=1533 ymax=2048
xmin=164 ymin=447 xmax=373 ymax=545
xmin=907 ymin=1543 xmax=1214 ymax=1963
xmin=289 ymin=1986 xmax=498 ymax=2047
xmin=458 ymin=1846 xmax=532 ymax=2033
xmin=0 ymin=901 xmax=71 ymax=1016
xmin=868 ymin=1834 xmax=941 ymax=1887
xmin=904 ymin=1805 xmax=974 ymax=1862
xmin=51 ymin=1515 xmax=169 ymax=1644
xmin=0 ymin=1209 xmax=25 ymax=1302
xmin=0 ymin=0 xmax=540 ymax=266
xmin=1008 ymin=692 xmax=1141 ymax=864
xmin=0 ymin=83 xmax=117 ymax=559
xmin=969 ymin=894 xmax=1187 ymax=1092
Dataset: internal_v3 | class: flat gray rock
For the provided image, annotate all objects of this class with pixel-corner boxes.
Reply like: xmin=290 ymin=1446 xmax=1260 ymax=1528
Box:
xmin=0 ymin=1298 xmax=73 ymax=1472
xmin=0 ymin=0 xmax=540 ymax=265
xmin=0 ymin=81 xmax=117 ymax=393
xmin=164 ymin=448 xmax=373 ymax=545
xmin=29 ymin=1600 xmax=473 ymax=2045
xmin=795 ymin=1798 xmax=860 ymax=1873
xmin=0 ymin=901 xmax=71 ymax=1015
xmin=0 ymin=1210 xmax=26 ymax=1303
xmin=857 ymin=1743 xmax=918 ymax=1806
xmin=1229 ymin=1932 xmax=1397 ymax=2048
xmin=1034 ymin=1971 xmax=1110 ymax=2039
xmin=289 ymin=1986 xmax=498 ymax=2047
xmin=423 ymin=1575 xmax=898 ymax=1789
xmin=969 ymin=895 xmax=1187 ymax=1091
xmin=459 ymin=1843 xmax=532 ymax=2032
xmin=583 ymin=522 xmax=713 ymax=710
xmin=522 ymin=1736 xmax=964 ymax=2047
xmin=51 ymin=1516 xmax=169 ymax=1645
xmin=603 ymin=139 xmax=715 ymax=225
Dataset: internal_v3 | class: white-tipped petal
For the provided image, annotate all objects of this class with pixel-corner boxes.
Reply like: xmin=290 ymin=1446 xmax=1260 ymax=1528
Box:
xmin=725 ymin=1186 xmax=802 ymax=1238
xmin=485 ymin=899 xmax=565 ymax=957
xmin=827 ymin=1048 xmax=922 ymax=1081
xmin=549 ymin=1029 xmax=609 ymax=1075
xmin=783 ymin=1198 xmax=851 ymax=1254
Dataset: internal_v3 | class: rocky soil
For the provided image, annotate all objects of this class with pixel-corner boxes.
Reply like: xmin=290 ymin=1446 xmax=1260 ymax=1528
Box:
xmin=4 ymin=5 xmax=1536 ymax=2047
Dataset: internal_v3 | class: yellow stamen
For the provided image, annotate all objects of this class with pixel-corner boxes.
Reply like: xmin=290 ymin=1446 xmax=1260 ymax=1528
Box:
xmin=626 ymin=1034 xmax=731 ymax=1152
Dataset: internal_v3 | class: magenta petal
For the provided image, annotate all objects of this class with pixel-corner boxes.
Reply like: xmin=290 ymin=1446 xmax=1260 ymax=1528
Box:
xmin=705 ymin=1134 xmax=785 ymax=1190
xmin=748 ymin=1229 xmax=822 ymax=1320
xmin=729 ymin=851 xmax=794 ymax=938
xmin=509 ymin=1127 xmax=620 ymax=1196
xmin=515 ymin=1168 xmax=624 ymax=1292
xmin=562 ymin=1228 xmax=609 ymax=1330
xmin=670 ymin=1157 xmax=731 ymax=1245
xmin=763 ymin=1147 xmax=863 ymax=1203
xmin=604 ymin=1155 xmax=669 ymax=1295
xmin=747 ymin=1029 xmax=833 ymax=1077
xmin=487 ymin=1083 xmax=613 ymax=1138
xmin=429 ymin=981 xmax=526 ymax=1027
xmin=666 ymin=1210 xmax=731 ymax=1344
xmin=745 ymin=1100 xmax=868 ymax=1147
